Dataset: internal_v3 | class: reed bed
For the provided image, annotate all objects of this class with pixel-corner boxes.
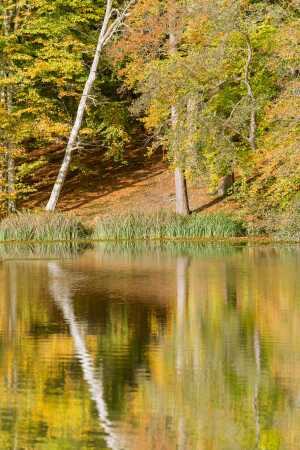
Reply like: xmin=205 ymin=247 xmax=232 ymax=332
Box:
xmin=92 ymin=212 xmax=246 ymax=241
xmin=0 ymin=213 xmax=89 ymax=242
xmin=0 ymin=211 xmax=245 ymax=243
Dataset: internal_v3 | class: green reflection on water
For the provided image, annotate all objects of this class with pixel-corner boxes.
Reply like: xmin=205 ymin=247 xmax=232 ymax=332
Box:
xmin=0 ymin=242 xmax=300 ymax=449
xmin=0 ymin=242 xmax=89 ymax=260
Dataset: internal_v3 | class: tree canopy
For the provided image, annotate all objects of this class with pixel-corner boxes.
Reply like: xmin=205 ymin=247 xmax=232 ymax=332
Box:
xmin=1 ymin=0 xmax=300 ymax=221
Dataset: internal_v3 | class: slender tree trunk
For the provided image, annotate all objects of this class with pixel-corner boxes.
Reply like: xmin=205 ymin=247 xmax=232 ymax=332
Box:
xmin=0 ymin=70 xmax=6 ymax=197
xmin=175 ymin=166 xmax=190 ymax=215
xmin=46 ymin=0 xmax=134 ymax=211
xmin=0 ymin=136 xmax=5 ymax=196
xmin=172 ymin=105 xmax=189 ymax=214
xmin=3 ymin=5 xmax=16 ymax=213
xmin=6 ymin=146 xmax=16 ymax=213
xmin=186 ymin=0 xmax=199 ymax=172
xmin=186 ymin=95 xmax=198 ymax=170
xmin=244 ymin=35 xmax=256 ymax=151
xmin=169 ymin=29 xmax=190 ymax=215
xmin=6 ymin=88 xmax=16 ymax=213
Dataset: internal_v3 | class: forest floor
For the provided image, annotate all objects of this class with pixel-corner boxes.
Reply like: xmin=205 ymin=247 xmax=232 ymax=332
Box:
xmin=24 ymin=138 xmax=238 ymax=224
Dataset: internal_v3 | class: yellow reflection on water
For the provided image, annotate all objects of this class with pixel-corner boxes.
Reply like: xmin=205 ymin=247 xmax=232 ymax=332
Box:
xmin=0 ymin=244 xmax=299 ymax=449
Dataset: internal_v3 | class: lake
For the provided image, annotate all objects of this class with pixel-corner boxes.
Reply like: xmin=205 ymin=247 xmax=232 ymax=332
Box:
xmin=0 ymin=242 xmax=299 ymax=449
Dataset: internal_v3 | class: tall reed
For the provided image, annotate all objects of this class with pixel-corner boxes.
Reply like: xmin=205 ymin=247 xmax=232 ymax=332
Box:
xmin=92 ymin=212 xmax=246 ymax=241
xmin=0 ymin=213 xmax=88 ymax=242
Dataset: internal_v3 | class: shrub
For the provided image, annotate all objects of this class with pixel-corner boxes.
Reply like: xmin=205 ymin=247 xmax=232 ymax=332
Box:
xmin=274 ymin=208 xmax=300 ymax=241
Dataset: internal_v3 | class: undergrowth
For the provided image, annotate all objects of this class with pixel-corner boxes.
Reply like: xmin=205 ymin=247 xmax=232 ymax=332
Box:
xmin=274 ymin=208 xmax=300 ymax=241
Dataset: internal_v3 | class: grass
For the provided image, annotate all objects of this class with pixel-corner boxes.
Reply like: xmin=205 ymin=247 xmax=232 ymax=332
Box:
xmin=0 ymin=211 xmax=246 ymax=244
xmin=0 ymin=212 xmax=89 ymax=242
xmin=92 ymin=212 xmax=246 ymax=241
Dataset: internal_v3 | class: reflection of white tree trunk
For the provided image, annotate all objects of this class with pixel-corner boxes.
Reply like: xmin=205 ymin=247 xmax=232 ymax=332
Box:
xmin=48 ymin=262 xmax=123 ymax=450
xmin=176 ymin=257 xmax=189 ymax=372
xmin=253 ymin=329 xmax=261 ymax=449
xmin=176 ymin=257 xmax=190 ymax=450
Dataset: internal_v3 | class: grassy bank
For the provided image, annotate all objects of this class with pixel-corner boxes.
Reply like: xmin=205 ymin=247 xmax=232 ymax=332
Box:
xmin=0 ymin=211 xmax=246 ymax=243
xmin=0 ymin=213 xmax=89 ymax=242
xmin=92 ymin=212 xmax=246 ymax=240
xmin=2 ymin=209 xmax=300 ymax=243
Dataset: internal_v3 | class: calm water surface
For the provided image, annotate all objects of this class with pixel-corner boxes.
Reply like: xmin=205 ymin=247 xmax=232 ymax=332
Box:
xmin=0 ymin=242 xmax=300 ymax=449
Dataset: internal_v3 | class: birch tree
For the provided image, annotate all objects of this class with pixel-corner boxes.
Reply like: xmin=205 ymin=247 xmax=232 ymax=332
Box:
xmin=45 ymin=0 xmax=135 ymax=212
xmin=169 ymin=11 xmax=190 ymax=215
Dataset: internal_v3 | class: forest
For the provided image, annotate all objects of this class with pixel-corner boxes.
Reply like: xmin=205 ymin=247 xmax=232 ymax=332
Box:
xmin=2 ymin=3 xmax=300 ymax=448
xmin=1 ymin=0 xmax=300 ymax=238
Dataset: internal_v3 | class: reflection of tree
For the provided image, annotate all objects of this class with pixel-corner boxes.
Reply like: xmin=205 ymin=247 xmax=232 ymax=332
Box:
xmin=176 ymin=257 xmax=190 ymax=373
xmin=5 ymin=261 xmax=18 ymax=450
xmin=48 ymin=262 xmax=124 ymax=450
xmin=2 ymin=245 xmax=300 ymax=449
xmin=176 ymin=257 xmax=190 ymax=450
xmin=124 ymin=250 xmax=297 ymax=450
xmin=253 ymin=329 xmax=261 ymax=449
xmin=72 ymin=280 xmax=168 ymax=419
xmin=6 ymin=261 xmax=17 ymax=340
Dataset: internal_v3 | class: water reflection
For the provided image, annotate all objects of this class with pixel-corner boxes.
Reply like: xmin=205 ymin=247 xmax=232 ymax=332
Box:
xmin=48 ymin=262 xmax=124 ymax=450
xmin=0 ymin=242 xmax=88 ymax=260
xmin=0 ymin=243 xmax=300 ymax=448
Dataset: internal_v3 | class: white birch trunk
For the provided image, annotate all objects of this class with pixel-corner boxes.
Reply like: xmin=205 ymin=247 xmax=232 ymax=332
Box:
xmin=46 ymin=0 xmax=134 ymax=211
xmin=169 ymin=29 xmax=190 ymax=215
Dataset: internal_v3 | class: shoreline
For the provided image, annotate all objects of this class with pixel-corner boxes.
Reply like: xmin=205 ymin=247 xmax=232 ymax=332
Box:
xmin=0 ymin=236 xmax=298 ymax=245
